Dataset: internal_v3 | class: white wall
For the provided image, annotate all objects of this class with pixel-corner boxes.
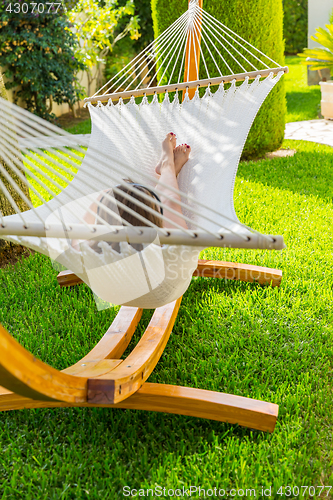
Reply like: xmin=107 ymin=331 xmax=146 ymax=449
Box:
xmin=308 ymin=0 xmax=332 ymax=48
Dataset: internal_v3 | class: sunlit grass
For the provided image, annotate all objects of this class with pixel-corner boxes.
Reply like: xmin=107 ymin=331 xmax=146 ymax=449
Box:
xmin=0 ymin=139 xmax=332 ymax=497
xmin=23 ymin=148 xmax=84 ymax=207
xmin=285 ymin=55 xmax=321 ymax=123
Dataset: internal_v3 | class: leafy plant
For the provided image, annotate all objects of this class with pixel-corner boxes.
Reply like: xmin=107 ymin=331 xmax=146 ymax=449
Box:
xmin=67 ymin=0 xmax=140 ymax=97
xmin=0 ymin=0 xmax=85 ymax=120
xmin=283 ymin=0 xmax=308 ymax=55
xmin=103 ymin=0 xmax=153 ymax=89
xmin=298 ymin=18 xmax=333 ymax=77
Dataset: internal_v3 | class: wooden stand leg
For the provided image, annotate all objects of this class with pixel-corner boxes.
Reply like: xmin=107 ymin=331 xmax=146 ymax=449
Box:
xmin=57 ymin=260 xmax=282 ymax=288
xmin=0 ymin=383 xmax=278 ymax=433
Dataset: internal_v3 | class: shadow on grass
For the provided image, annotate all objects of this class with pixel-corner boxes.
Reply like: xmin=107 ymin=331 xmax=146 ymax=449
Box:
xmin=237 ymin=140 xmax=333 ymax=203
xmin=286 ymin=90 xmax=321 ymax=120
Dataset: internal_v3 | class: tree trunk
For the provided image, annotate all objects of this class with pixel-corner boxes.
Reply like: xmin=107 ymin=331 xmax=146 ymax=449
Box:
xmin=0 ymin=70 xmax=31 ymax=254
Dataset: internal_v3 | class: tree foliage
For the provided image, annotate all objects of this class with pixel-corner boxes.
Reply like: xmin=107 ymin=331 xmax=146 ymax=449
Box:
xmin=0 ymin=68 xmax=31 ymax=254
xmin=68 ymin=0 xmax=140 ymax=96
xmin=299 ymin=19 xmax=333 ymax=76
xmin=104 ymin=0 xmax=153 ymax=85
xmin=0 ymin=0 xmax=85 ymax=120
xmin=283 ymin=0 xmax=308 ymax=55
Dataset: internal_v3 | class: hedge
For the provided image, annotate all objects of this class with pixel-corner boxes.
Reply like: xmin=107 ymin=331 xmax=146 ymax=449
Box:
xmin=151 ymin=0 xmax=286 ymax=159
xmin=283 ymin=0 xmax=308 ymax=54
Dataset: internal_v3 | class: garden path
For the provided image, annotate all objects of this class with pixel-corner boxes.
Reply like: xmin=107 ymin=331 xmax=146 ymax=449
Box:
xmin=285 ymin=119 xmax=333 ymax=147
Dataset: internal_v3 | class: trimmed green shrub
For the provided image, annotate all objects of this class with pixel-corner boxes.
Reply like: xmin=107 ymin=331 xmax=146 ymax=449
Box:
xmin=283 ymin=0 xmax=308 ymax=54
xmin=151 ymin=0 xmax=286 ymax=159
xmin=0 ymin=0 xmax=84 ymax=120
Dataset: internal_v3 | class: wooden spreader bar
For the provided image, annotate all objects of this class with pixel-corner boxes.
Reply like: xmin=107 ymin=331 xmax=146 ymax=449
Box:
xmin=84 ymin=66 xmax=289 ymax=105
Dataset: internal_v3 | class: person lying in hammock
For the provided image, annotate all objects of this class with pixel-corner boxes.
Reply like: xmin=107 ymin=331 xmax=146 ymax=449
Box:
xmin=72 ymin=133 xmax=191 ymax=252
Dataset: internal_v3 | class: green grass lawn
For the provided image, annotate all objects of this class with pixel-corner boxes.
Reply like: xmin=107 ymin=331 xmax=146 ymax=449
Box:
xmin=1 ymin=138 xmax=333 ymax=498
xmin=285 ymin=56 xmax=321 ymax=123
xmin=1 ymin=57 xmax=332 ymax=498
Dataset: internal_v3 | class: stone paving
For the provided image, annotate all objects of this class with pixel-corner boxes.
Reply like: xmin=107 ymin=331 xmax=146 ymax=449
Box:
xmin=285 ymin=119 xmax=333 ymax=147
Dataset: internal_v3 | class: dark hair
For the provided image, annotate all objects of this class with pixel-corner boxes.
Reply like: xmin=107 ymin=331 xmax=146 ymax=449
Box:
xmin=97 ymin=183 xmax=163 ymax=228
xmin=91 ymin=181 xmax=163 ymax=253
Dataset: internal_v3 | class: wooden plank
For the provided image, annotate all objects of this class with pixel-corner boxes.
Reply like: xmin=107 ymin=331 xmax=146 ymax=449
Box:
xmin=57 ymin=269 xmax=83 ymax=287
xmin=0 ymin=307 xmax=142 ymax=402
xmin=0 ymin=383 xmax=278 ymax=433
xmin=183 ymin=0 xmax=203 ymax=100
xmin=87 ymin=298 xmax=182 ymax=405
xmin=62 ymin=359 xmax=122 ymax=378
xmin=57 ymin=260 xmax=282 ymax=288
xmin=194 ymin=260 xmax=282 ymax=286
xmin=83 ymin=66 xmax=289 ymax=104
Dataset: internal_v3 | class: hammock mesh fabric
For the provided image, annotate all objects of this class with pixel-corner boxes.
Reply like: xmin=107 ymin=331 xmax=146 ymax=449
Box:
xmin=0 ymin=0 xmax=286 ymax=308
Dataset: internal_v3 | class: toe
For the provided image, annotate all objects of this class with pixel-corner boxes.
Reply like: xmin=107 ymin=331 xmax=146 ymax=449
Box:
xmin=166 ymin=132 xmax=176 ymax=141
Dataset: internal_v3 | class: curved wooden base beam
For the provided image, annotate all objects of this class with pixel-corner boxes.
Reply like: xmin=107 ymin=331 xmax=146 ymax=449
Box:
xmin=0 ymin=382 xmax=278 ymax=433
xmin=0 ymin=299 xmax=181 ymax=405
xmin=87 ymin=297 xmax=182 ymax=404
xmin=0 ymin=264 xmax=281 ymax=431
xmin=57 ymin=260 xmax=282 ymax=288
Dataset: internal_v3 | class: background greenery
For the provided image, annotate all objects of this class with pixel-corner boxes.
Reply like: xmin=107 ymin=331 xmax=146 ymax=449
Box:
xmin=104 ymin=0 xmax=153 ymax=88
xmin=285 ymin=56 xmax=321 ymax=122
xmin=283 ymin=0 xmax=308 ymax=54
xmin=299 ymin=14 xmax=333 ymax=78
xmin=0 ymin=0 xmax=84 ymax=120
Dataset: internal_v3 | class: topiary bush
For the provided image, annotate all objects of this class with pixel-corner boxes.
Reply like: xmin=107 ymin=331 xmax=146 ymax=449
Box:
xmin=151 ymin=0 xmax=286 ymax=159
xmin=283 ymin=0 xmax=308 ymax=55
xmin=0 ymin=0 xmax=85 ymax=120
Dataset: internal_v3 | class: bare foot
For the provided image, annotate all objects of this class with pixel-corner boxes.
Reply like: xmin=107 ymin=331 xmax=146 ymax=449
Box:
xmin=155 ymin=133 xmax=177 ymax=175
xmin=173 ymin=144 xmax=191 ymax=176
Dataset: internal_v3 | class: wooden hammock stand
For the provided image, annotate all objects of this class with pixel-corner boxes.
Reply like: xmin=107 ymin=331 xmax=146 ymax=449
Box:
xmin=0 ymin=259 xmax=281 ymax=432
xmin=0 ymin=0 xmax=284 ymax=432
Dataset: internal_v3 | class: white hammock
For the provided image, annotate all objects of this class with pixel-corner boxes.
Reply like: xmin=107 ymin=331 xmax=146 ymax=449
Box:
xmin=0 ymin=0 xmax=287 ymax=308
